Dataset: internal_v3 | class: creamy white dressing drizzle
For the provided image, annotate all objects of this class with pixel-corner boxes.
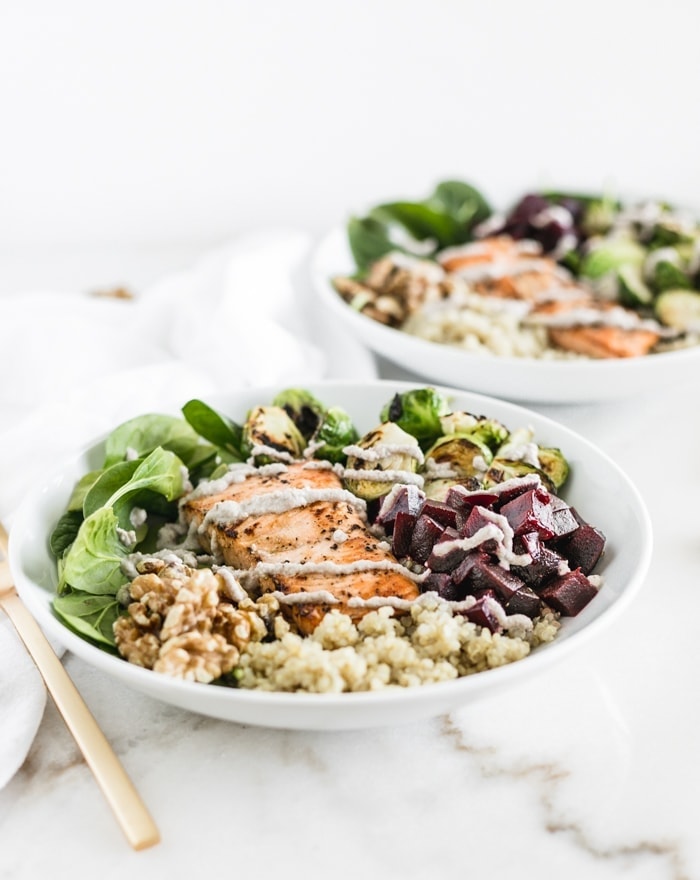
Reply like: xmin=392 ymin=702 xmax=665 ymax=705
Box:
xmin=343 ymin=442 xmax=425 ymax=464
xmin=230 ymin=558 xmax=421 ymax=583
xmin=214 ymin=566 xmax=249 ymax=602
xmin=342 ymin=467 xmax=425 ymax=487
xmin=423 ymin=458 xmax=458 ymax=479
xmin=449 ymin=473 xmax=541 ymax=501
xmin=429 ymin=513 xmax=531 ymax=569
xmin=526 ymin=305 xmax=664 ymax=332
xmin=248 ymin=444 xmax=296 ymax=463
xmin=269 ymin=590 xmax=340 ymax=606
xmin=201 ymin=487 xmax=367 ymax=530
xmin=497 ymin=439 xmax=540 ymax=468
xmin=185 ymin=462 xmax=259 ymax=500
xmin=449 ymin=257 xmax=572 ymax=284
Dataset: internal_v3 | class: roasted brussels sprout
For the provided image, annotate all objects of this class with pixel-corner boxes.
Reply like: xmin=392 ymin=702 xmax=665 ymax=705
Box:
xmin=380 ymin=388 xmax=451 ymax=446
xmin=344 ymin=421 xmax=422 ymax=501
xmin=651 ymin=260 xmax=693 ymax=294
xmin=271 ymin=388 xmax=326 ymax=440
xmin=580 ymin=236 xmax=646 ymax=285
xmin=424 ymin=434 xmax=493 ymax=481
xmin=311 ymin=406 xmax=359 ymax=464
xmin=438 ymin=411 xmax=479 ymax=435
xmin=655 ymin=289 xmax=700 ymax=332
xmin=241 ymin=405 xmax=306 ymax=463
xmin=439 ymin=412 xmax=509 ymax=454
xmin=580 ymin=196 xmax=618 ymax=237
xmin=537 ymin=447 xmax=570 ymax=490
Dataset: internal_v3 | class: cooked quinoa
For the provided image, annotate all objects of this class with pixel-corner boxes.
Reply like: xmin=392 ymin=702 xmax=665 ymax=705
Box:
xmin=402 ymin=294 xmax=579 ymax=360
xmin=238 ymin=596 xmax=560 ymax=693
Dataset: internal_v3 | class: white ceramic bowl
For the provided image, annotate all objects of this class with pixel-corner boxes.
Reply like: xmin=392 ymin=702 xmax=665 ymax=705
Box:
xmin=9 ymin=380 xmax=652 ymax=730
xmin=310 ymin=227 xmax=700 ymax=403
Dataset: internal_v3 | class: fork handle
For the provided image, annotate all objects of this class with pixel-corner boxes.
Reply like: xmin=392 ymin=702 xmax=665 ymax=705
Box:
xmin=0 ymin=587 xmax=160 ymax=850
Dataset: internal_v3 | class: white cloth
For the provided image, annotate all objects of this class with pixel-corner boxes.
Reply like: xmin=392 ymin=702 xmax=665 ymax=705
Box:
xmin=0 ymin=229 xmax=376 ymax=788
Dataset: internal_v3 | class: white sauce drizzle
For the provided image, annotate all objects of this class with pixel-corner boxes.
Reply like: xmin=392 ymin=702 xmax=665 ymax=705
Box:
xmin=343 ymin=442 xmax=425 ymax=464
xmin=230 ymin=558 xmax=421 ymax=583
xmin=248 ymin=444 xmax=296 ymax=463
xmin=214 ymin=566 xmax=248 ymax=602
xmin=342 ymin=467 xmax=424 ymax=487
xmin=201 ymin=488 xmax=367 ymax=530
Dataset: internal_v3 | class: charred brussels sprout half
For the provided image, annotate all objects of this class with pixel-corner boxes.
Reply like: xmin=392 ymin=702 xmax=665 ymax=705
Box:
xmin=424 ymin=434 xmax=493 ymax=481
xmin=271 ymin=388 xmax=327 ymax=440
xmin=311 ymin=406 xmax=359 ymax=464
xmin=380 ymin=388 xmax=451 ymax=447
xmin=241 ymin=405 xmax=306 ymax=463
xmin=344 ymin=422 xmax=422 ymax=501
xmin=536 ymin=447 xmax=570 ymax=490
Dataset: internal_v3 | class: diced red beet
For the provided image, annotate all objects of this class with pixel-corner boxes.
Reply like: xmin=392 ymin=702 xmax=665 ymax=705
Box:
xmin=550 ymin=504 xmax=579 ymax=538
xmin=409 ymin=514 xmax=445 ymax=564
xmin=491 ymin=476 xmax=541 ymax=508
xmin=504 ymin=586 xmax=541 ymax=618
xmin=445 ymin=485 xmax=499 ymax=512
xmin=421 ymin=499 xmax=461 ymax=529
xmin=540 ymin=568 xmax=598 ymax=616
xmin=376 ymin=484 xmax=425 ymax=531
xmin=499 ymin=487 xmax=557 ymax=539
xmin=421 ymin=571 xmax=453 ymax=596
xmin=426 ymin=529 xmax=468 ymax=573
xmin=512 ymin=532 xmax=566 ymax=589
xmin=450 ymin=550 xmax=488 ymax=588
xmin=392 ymin=510 xmax=417 ymax=558
xmin=469 ymin=558 xmax=527 ymax=602
xmin=461 ymin=596 xmax=503 ymax=633
xmin=460 ymin=507 xmax=499 ymax=552
xmin=556 ymin=523 xmax=606 ymax=575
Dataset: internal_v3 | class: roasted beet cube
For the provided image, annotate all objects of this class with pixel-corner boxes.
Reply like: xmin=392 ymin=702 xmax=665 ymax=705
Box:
xmin=556 ymin=523 xmax=606 ymax=575
xmin=421 ymin=499 xmax=461 ymax=529
xmin=451 ymin=550 xmax=488 ymax=589
xmin=549 ymin=502 xmax=579 ymax=538
xmin=540 ymin=568 xmax=599 ymax=616
xmin=409 ymin=514 xmax=444 ymax=563
xmin=461 ymin=596 xmax=503 ymax=633
xmin=426 ymin=529 xmax=468 ymax=573
xmin=512 ymin=532 xmax=566 ymax=589
xmin=491 ymin=475 xmax=541 ymax=508
xmin=505 ymin=586 xmax=541 ymax=618
xmin=445 ymin=484 xmax=499 ymax=513
xmin=392 ymin=510 xmax=417 ymax=558
xmin=499 ymin=487 xmax=556 ymax=539
xmin=470 ymin=558 xmax=527 ymax=603
xmin=461 ymin=507 xmax=499 ymax=552
xmin=421 ymin=571 xmax=453 ymax=596
xmin=376 ymin=484 xmax=425 ymax=531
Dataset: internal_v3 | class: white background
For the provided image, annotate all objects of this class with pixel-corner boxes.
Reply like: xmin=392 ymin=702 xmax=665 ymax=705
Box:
xmin=1 ymin=0 xmax=698 ymax=265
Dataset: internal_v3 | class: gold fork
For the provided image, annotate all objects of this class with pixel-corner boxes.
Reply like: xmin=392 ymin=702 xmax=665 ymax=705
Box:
xmin=0 ymin=522 xmax=160 ymax=850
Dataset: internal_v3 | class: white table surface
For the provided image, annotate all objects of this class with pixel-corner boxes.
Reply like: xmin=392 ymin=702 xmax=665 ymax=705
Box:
xmin=1 ymin=243 xmax=698 ymax=880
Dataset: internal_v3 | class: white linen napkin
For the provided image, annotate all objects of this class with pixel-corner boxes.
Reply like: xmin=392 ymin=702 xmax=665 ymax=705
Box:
xmin=0 ymin=229 xmax=376 ymax=789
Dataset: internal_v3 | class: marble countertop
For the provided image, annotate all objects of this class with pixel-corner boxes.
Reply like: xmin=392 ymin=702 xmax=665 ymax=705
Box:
xmin=1 ymin=245 xmax=698 ymax=880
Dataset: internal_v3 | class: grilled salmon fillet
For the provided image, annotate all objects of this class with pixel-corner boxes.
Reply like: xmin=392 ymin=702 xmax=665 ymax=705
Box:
xmin=547 ymin=325 xmax=660 ymax=358
xmin=182 ymin=462 xmax=419 ymax=634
